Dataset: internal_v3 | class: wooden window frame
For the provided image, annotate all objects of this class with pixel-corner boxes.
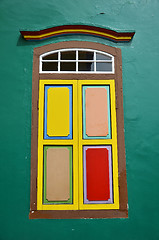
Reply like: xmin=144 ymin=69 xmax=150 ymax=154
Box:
xmin=30 ymin=41 xmax=128 ymax=219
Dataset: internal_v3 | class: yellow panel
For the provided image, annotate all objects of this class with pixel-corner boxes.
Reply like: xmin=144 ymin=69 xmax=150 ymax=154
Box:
xmin=47 ymin=87 xmax=69 ymax=137
xmin=78 ymin=80 xmax=119 ymax=210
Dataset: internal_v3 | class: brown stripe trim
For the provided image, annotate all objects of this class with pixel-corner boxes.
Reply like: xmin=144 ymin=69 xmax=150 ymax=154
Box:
xmin=29 ymin=209 xmax=128 ymax=219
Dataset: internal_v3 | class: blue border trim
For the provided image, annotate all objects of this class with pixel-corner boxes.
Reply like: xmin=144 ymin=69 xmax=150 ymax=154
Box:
xmin=44 ymin=85 xmax=72 ymax=139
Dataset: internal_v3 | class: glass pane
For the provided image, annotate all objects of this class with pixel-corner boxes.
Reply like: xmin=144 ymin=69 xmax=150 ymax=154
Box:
xmin=61 ymin=51 xmax=76 ymax=60
xmin=43 ymin=53 xmax=58 ymax=60
xmin=96 ymin=62 xmax=112 ymax=72
xmin=42 ymin=62 xmax=58 ymax=71
xmin=60 ymin=62 xmax=76 ymax=71
xmin=96 ymin=53 xmax=112 ymax=60
xmin=78 ymin=62 xmax=94 ymax=71
xmin=78 ymin=51 xmax=94 ymax=60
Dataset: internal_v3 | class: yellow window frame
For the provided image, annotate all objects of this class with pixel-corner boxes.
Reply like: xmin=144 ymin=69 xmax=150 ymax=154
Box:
xmin=78 ymin=80 xmax=119 ymax=210
xmin=37 ymin=79 xmax=119 ymax=211
xmin=37 ymin=79 xmax=78 ymax=210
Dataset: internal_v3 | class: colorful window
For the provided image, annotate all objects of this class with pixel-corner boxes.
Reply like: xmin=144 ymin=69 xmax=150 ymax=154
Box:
xmin=30 ymin=41 xmax=128 ymax=219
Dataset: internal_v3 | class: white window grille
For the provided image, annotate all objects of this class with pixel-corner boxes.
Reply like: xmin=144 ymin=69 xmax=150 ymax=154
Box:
xmin=40 ymin=48 xmax=114 ymax=74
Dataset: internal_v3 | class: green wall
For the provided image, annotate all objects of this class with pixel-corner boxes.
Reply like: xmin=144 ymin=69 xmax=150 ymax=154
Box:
xmin=0 ymin=0 xmax=159 ymax=239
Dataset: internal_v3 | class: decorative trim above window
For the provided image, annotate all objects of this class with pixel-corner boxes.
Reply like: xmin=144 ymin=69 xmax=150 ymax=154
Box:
xmin=40 ymin=49 xmax=114 ymax=74
xmin=20 ymin=25 xmax=135 ymax=42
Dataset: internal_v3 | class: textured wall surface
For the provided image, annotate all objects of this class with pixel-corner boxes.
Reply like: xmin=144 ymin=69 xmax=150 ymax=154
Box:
xmin=0 ymin=0 xmax=159 ymax=239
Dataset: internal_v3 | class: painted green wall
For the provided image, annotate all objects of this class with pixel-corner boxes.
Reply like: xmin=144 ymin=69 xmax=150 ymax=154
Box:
xmin=0 ymin=0 xmax=159 ymax=239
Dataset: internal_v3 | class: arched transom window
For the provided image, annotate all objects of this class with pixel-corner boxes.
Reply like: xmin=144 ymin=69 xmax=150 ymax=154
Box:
xmin=40 ymin=49 xmax=114 ymax=73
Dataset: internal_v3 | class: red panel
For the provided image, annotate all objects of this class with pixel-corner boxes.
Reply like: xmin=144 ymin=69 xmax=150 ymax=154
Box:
xmin=86 ymin=148 xmax=110 ymax=201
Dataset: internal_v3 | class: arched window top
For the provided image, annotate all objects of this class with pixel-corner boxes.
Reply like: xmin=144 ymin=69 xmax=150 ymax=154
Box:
xmin=40 ymin=48 xmax=114 ymax=74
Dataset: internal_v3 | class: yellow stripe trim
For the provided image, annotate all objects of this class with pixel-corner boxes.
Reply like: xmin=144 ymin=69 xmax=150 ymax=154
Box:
xmin=24 ymin=29 xmax=132 ymax=40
